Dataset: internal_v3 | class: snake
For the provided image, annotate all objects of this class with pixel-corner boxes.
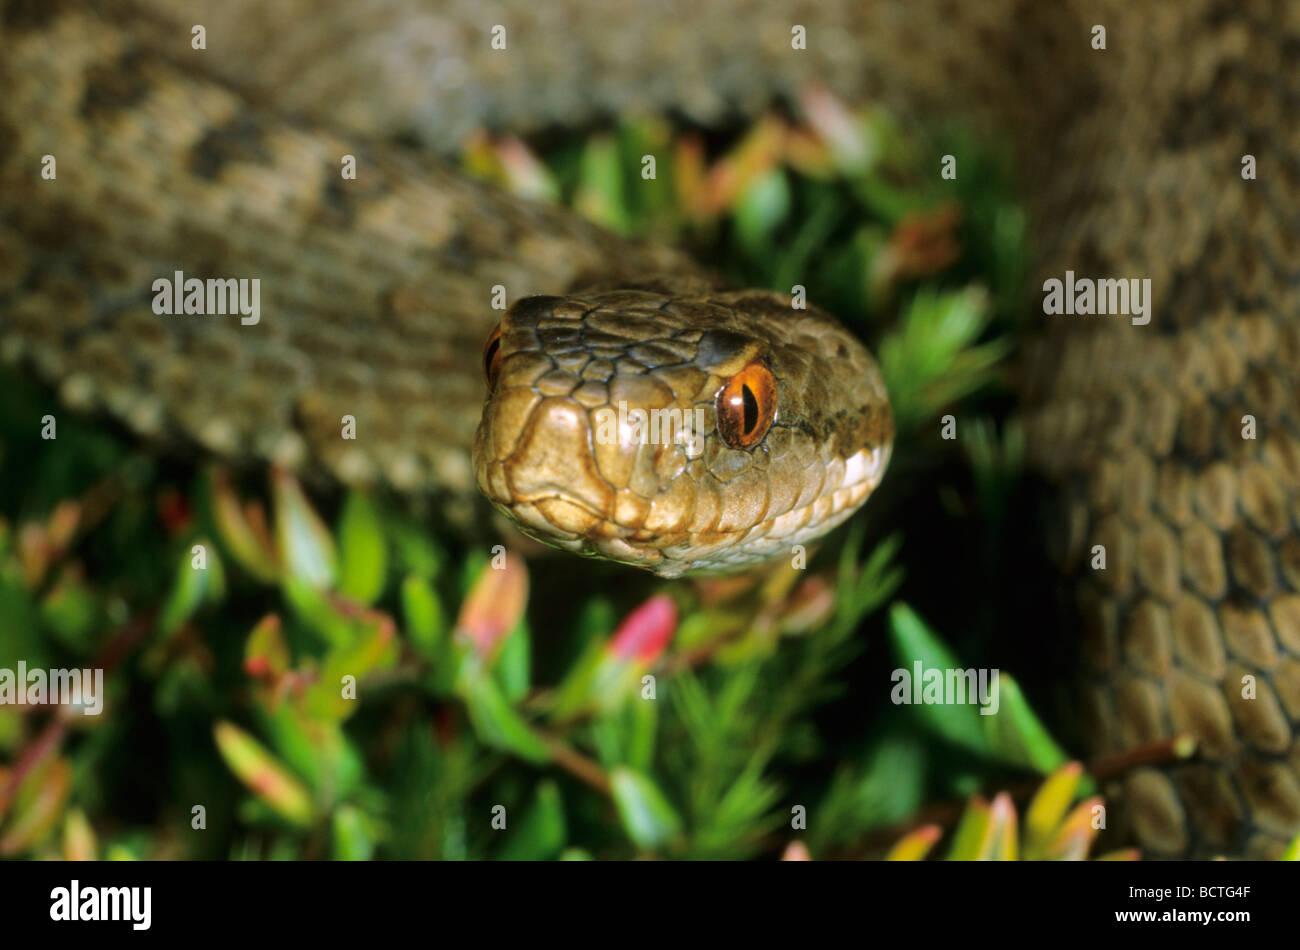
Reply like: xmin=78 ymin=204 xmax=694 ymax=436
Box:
xmin=1 ymin=0 xmax=1297 ymax=859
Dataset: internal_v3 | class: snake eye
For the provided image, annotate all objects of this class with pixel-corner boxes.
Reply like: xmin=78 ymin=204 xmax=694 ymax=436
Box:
xmin=483 ymin=324 xmax=503 ymax=388
xmin=715 ymin=361 xmax=776 ymax=449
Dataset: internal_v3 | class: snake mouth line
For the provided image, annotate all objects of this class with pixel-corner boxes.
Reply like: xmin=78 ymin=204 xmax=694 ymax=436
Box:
xmin=485 ymin=443 xmax=892 ymax=576
xmin=499 ymin=488 xmax=607 ymax=526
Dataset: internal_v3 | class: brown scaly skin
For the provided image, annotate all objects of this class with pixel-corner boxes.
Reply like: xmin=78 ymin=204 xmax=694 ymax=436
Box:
xmin=0 ymin=0 xmax=702 ymax=523
xmin=1015 ymin=4 xmax=1300 ymax=859
xmin=2 ymin=0 xmax=1298 ymax=856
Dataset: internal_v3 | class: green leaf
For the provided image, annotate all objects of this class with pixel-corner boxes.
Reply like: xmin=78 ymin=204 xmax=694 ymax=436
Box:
xmin=336 ymin=491 xmax=387 ymax=605
xmin=734 ymin=168 xmax=790 ymax=255
xmin=244 ymin=614 xmax=290 ymax=678
xmin=624 ymin=693 xmax=658 ymax=772
xmin=609 ymin=766 xmax=683 ymax=850
xmin=306 ymin=617 xmax=399 ymax=723
xmin=574 ymin=135 xmax=631 ymax=234
xmin=496 ymin=781 xmax=566 ymax=861
xmin=838 ymin=531 xmax=904 ymax=629
xmin=0 ymin=758 xmax=70 ymax=855
xmin=1023 ymin=762 xmax=1083 ymax=860
xmin=548 ymin=638 xmax=606 ymax=721
xmin=1044 ymin=796 xmax=1104 ymax=861
xmin=210 ymin=470 xmax=280 ymax=583
xmin=888 ymin=602 xmax=988 ymax=757
xmin=885 ymin=825 xmax=942 ymax=861
xmin=401 ymin=574 xmax=447 ymax=660
xmin=771 ymin=194 xmax=842 ymax=292
xmin=61 ymin=808 xmax=97 ymax=861
xmin=945 ymin=796 xmax=993 ymax=861
xmin=982 ymin=672 xmax=1070 ymax=774
xmin=456 ymin=661 xmax=550 ymax=764
xmin=1095 ymin=848 xmax=1141 ymax=861
xmin=494 ymin=617 xmax=531 ymax=703
xmin=852 ymin=173 xmax=921 ymax=224
xmin=1282 ymin=830 xmax=1300 ymax=861
xmin=213 ymin=721 xmax=313 ymax=827
xmin=0 ymin=573 xmax=45 ymax=669
xmin=332 ymin=805 xmax=376 ymax=860
xmin=985 ymin=792 xmax=1018 ymax=861
xmin=616 ymin=117 xmax=674 ymax=221
xmin=877 ymin=287 xmax=1011 ymax=436
xmin=260 ymin=706 xmax=363 ymax=804
xmin=39 ymin=576 xmax=99 ymax=646
xmin=272 ymin=469 xmax=337 ymax=590
xmin=387 ymin=519 xmax=443 ymax=580
xmin=813 ymin=726 xmax=925 ymax=850
xmin=282 ymin=577 xmax=359 ymax=648
xmin=159 ymin=538 xmax=225 ymax=635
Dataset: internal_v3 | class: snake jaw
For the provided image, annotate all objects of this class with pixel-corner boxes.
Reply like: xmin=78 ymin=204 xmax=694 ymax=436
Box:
xmin=473 ymin=287 xmax=893 ymax=576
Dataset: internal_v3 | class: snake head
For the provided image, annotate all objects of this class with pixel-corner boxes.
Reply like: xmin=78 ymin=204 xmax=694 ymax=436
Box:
xmin=473 ymin=286 xmax=892 ymax=576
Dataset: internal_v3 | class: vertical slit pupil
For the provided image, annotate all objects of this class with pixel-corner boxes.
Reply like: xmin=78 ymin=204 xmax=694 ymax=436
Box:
xmin=742 ymin=384 xmax=758 ymax=434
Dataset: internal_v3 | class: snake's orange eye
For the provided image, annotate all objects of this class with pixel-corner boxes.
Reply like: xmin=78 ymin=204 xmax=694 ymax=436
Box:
xmin=715 ymin=361 xmax=776 ymax=449
xmin=483 ymin=324 xmax=503 ymax=388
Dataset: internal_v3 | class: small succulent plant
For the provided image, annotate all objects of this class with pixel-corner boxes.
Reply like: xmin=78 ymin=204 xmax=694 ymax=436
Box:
xmin=882 ymin=763 xmax=1138 ymax=861
xmin=0 ymin=93 xmax=1151 ymax=862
